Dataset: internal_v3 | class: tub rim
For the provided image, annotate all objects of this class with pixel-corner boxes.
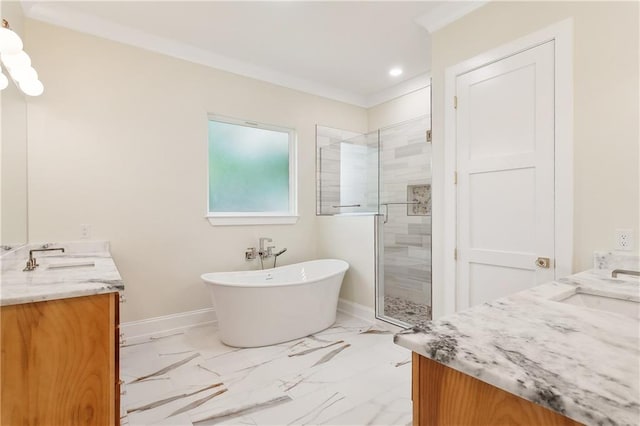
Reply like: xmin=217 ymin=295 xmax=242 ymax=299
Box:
xmin=201 ymin=258 xmax=349 ymax=288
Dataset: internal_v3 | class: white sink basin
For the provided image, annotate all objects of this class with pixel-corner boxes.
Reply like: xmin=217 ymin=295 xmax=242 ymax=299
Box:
xmin=46 ymin=261 xmax=95 ymax=270
xmin=561 ymin=292 xmax=640 ymax=319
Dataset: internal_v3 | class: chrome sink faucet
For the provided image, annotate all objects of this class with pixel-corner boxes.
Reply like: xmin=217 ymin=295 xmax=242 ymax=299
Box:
xmin=612 ymin=269 xmax=640 ymax=278
xmin=23 ymin=247 xmax=65 ymax=271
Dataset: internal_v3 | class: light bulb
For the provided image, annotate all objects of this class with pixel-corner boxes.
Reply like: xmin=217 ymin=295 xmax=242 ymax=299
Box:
xmin=1 ymin=50 xmax=31 ymax=71
xmin=0 ymin=71 xmax=8 ymax=90
xmin=19 ymin=79 xmax=44 ymax=96
xmin=10 ymin=65 xmax=38 ymax=82
xmin=0 ymin=27 xmax=23 ymax=54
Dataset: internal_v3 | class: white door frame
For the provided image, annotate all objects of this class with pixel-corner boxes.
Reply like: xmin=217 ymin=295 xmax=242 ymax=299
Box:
xmin=442 ymin=19 xmax=574 ymax=316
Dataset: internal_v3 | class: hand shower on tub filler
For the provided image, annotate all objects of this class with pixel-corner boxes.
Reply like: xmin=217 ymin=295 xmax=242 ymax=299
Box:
xmin=244 ymin=237 xmax=287 ymax=269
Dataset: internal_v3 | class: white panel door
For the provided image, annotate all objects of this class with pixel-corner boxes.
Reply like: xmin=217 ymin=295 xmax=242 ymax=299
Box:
xmin=456 ymin=41 xmax=555 ymax=310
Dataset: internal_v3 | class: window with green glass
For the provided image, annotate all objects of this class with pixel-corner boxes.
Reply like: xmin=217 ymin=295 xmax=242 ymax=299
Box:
xmin=207 ymin=116 xmax=297 ymax=224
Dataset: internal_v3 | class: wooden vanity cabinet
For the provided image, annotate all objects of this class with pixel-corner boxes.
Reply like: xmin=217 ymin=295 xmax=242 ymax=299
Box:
xmin=1 ymin=292 xmax=120 ymax=425
xmin=412 ymin=353 xmax=583 ymax=426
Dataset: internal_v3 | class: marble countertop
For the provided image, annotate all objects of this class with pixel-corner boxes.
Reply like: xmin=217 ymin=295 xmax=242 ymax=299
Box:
xmin=395 ymin=269 xmax=640 ymax=426
xmin=1 ymin=241 xmax=124 ymax=306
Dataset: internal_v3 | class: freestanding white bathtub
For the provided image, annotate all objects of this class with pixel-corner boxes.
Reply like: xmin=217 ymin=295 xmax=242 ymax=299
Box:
xmin=201 ymin=259 xmax=349 ymax=348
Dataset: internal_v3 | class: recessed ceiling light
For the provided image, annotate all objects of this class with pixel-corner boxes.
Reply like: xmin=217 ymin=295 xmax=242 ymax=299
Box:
xmin=389 ymin=67 xmax=403 ymax=77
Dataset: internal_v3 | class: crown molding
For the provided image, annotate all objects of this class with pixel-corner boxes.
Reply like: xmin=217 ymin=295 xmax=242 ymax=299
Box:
xmin=24 ymin=1 xmax=374 ymax=107
xmin=415 ymin=0 xmax=489 ymax=34
xmin=20 ymin=0 xmax=36 ymax=16
xmin=23 ymin=1 xmax=442 ymax=109
xmin=365 ymin=72 xmax=431 ymax=107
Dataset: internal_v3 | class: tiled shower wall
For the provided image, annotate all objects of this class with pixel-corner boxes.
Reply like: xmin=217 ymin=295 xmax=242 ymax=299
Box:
xmin=316 ymin=126 xmax=377 ymax=215
xmin=316 ymin=139 xmax=341 ymax=213
xmin=380 ymin=117 xmax=432 ymax=306
xmin=316 ymin=119 xmax=432 ymax=313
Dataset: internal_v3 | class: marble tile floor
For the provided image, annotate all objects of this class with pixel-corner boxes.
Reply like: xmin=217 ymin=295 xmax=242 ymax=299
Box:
xmin=120 ymin=313 xmax=412 ymax=426
xmin=383 ymin=296 xmax=431 ymax=330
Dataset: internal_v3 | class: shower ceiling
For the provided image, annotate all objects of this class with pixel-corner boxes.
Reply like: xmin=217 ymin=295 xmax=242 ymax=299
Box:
xmin=20 ymin=1 xmax=485 ymax=106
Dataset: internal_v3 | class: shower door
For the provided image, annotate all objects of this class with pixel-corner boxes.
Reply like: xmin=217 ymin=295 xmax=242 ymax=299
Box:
xmin=376 ymin=116 xmax=432 ymax=328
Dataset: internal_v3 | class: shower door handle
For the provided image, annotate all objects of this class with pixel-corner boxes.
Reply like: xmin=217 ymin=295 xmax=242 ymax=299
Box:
xmin=381 ymin=204 xmax=388 ymax=224
xmin=380 ymin=202 xmax=420 ymax=224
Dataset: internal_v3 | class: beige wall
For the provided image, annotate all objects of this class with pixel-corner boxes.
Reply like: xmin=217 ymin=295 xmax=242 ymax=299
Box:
xmin=0 ymin=0 xmax=29 ymax=247
xmin=430 ymin=1 xmax=639 ymax=318
xmin=25 ymin=20 xmax=368 ymax=322
xmin=368 ymin=86 xmax=430 ymax=131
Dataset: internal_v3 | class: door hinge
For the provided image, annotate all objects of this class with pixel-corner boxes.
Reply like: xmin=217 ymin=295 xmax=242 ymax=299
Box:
xmin=426 ymin=130 xmax=432 ymax=143
xmin=454 ymin=248 xmax=458 ymax=260
xmin=454 ymin=171 xmax=458 ymax=185
xmin=454 ymin=96 xmax=458 ymax=109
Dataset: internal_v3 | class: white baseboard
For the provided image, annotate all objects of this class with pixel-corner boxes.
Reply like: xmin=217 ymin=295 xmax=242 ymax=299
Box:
xmin=337 ymin=298 xmax=411 ymax=332
xmin=120 ymin=307 xmax=217 ymax=345
xmin=337 ymin=298 xmax=375 ymax=324
xmin=121 ymin=299 xmax=378 ymax=346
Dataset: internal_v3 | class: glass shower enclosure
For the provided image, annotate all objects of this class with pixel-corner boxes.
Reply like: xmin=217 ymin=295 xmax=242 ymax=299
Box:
xmin=316 ymin=127 xmax=379 ymax=215
xmin=376 ymin=117 xmax=432 ymax=328
xmin=317 ymin=116 xmax=432 ymax=328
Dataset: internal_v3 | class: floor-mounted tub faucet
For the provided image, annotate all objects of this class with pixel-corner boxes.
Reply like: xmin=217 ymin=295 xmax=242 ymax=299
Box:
xmin=245 ymin=238 xmax=287 ymax=269
xmin=258 ymin=237 xmax=274 ymax=259
xmin=244 ymin=238 xmax=274 ymax=261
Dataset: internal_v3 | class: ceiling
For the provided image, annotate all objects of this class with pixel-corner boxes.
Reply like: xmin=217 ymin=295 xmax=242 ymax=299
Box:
xmin=21 ymin=1 xmax=486 ymax=107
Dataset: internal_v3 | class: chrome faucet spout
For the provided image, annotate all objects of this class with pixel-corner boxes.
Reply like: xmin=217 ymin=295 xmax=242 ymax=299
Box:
xmin=24 ymin=247 xmax=65 ymax=272
xmin=612 ymin=269 xmax=640 ymax=278
xmin=259 ymin=237 xmax=273 ymax=252
xmin=258 ymin=237 xmax=276 ymax=263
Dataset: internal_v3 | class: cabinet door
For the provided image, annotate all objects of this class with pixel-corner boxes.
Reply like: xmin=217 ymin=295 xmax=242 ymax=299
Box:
xmin=1 ymin=293 xmax=118 ymax=425
xmin=412 ymin=353 xmax=582 ymax=426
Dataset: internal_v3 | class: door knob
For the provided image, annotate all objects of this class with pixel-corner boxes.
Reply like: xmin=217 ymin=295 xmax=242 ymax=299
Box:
xmin=535 ymin=257 xmax=550 ymax=268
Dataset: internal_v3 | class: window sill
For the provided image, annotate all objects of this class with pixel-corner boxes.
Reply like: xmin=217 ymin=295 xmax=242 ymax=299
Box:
xmin=206 ymin=215 xmax=299 ymax=226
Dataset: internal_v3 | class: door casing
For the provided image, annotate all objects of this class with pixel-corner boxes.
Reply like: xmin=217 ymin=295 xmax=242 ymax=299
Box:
xmin=438 ymin=18 xmax=574 ymax=317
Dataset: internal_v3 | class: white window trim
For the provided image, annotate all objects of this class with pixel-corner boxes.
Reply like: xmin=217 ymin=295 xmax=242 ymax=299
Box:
xmin=206 ymin=114 xmax=298 ymax=226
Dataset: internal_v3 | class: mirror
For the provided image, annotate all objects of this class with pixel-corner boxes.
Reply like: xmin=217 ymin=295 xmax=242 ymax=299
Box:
xmin=1 ymin=72 xmax=28 ymax=249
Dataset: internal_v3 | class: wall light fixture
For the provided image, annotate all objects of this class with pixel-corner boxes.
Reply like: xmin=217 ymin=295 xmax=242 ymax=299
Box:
xmin=0 ymin=18 xmax=43 ymax=96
